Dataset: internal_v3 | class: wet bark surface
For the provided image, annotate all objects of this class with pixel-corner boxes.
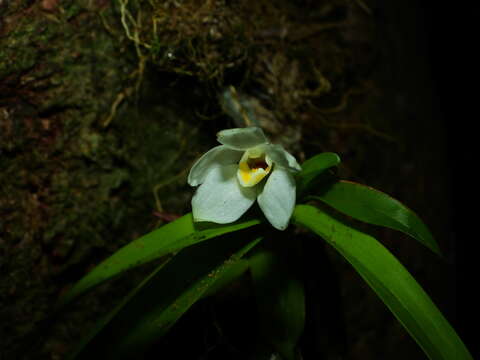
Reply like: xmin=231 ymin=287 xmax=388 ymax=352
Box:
xmin=1 ymin=1 xmax=460 ymax=359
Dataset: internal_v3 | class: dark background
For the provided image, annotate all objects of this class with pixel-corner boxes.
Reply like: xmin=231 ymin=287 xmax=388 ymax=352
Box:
xmin=425 ymin=3 xmax=475 ymax=356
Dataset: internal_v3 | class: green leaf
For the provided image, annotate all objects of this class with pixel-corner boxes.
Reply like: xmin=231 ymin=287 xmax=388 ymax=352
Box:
xmin=70 ymin=231 xmax=263 ymax=360
xmin=311 ymin=180 xmax=441 ymax=255
xmin=296 ymin=152 xmax=341 ymax=195
xmin=293 ymin=204 xmax=472 ymax=360
xmin=59 ymin=213 xmax=261 ymax=307
xmin=249 ymin=237 xmax=305 ymax=360
xmin=202 ymin=258 xmax=250 ymax=298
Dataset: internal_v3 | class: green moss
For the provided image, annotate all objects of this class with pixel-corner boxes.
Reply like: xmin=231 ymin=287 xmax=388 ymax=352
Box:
xmin=0 ymin=1 xmax=198 ymax=357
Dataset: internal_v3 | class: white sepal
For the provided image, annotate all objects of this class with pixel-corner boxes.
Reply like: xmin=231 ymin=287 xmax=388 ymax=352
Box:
xmin=192 ymin=165 xmax=257 ymax=223
xmin=188 ymin=145 xmax=242 ymax=186
xmin=217 ymin=127 xmax=268 ymax=150
xmin=257 ymin=167 xmax=296 ymax=230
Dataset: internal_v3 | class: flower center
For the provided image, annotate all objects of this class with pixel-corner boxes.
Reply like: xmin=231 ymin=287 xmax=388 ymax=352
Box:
xmin=237 ymin=150 xmax=272 ymax=187
xmin=247 ymin=157 xmax=269 ymax=170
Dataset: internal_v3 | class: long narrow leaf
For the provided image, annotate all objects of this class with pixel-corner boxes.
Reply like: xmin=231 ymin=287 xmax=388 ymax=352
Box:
xmin=59 ymin=213 xmax=261 ymax=307
xmin=71 ymin=231 xmax=263 ymax=359
xmin=293 ymin=204 xmax=472 ymax=360
xmin=250 ymin=239 xmax=305 ymax=360
xmin=202 ymin=258 xmax=250 ymax=298
xmin=311 ymin=180 xmax=441 ymax=255
xmin=67 ymin=257 xmax=172 ymax=360
xmin=296 ymin=152 xmax=341 ymax=195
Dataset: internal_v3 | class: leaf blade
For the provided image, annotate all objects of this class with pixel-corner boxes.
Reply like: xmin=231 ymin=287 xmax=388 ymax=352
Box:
xmin=71 ymin=231 xmax=263 ymax=360
xmin=59 ymin=213 xmax=261 ymax=306
xmin=311 ymin=180 xmax=441 ymax=255
xmin=202 ymin=258 xmax=250 ymax=298
xmin=296 ymin=152 xmax=341 ymax=195
xmin=249 ymin=239 xmax=305 ymax=360
xmin=293 ymin=204 xmax=472 ymax=360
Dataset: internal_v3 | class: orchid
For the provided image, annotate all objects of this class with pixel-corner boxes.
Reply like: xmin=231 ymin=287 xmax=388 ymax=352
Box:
xmin=187 ymin=127 xmax=301 ymax=230
xmin=66 ymin=128 xmax=470 ymax=360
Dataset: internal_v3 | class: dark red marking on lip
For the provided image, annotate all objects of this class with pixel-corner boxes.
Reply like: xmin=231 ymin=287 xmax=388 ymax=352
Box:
xmin=247 ymin=158 xmax=269 ymax=170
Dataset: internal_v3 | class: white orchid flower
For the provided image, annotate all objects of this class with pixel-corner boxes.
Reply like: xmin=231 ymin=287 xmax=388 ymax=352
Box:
xmin=188 ymin=127 xmax=301 ymax=230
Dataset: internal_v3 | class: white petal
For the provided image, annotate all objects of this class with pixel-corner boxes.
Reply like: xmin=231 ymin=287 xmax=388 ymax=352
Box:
xmin=192 ymin=164 xmax=257 ymax=224
xmin=217 ymin=127 xmax=268 ymax=150
xmin=257 ymin=167 xmax=296 ymax=230
xmin=188 ymin=145 xmax=242 ymax=186
xmin=264 ymin=144 xmax=301 ymax=172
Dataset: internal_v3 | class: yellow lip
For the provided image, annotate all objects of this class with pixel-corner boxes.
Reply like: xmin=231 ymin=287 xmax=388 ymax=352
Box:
xmin=237 ymin=151 xmax=272 ymax=187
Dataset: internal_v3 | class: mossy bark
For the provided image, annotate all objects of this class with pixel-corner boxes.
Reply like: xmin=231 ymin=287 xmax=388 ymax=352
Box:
xmin=1 ymin=1 xmax=452 ymax=359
